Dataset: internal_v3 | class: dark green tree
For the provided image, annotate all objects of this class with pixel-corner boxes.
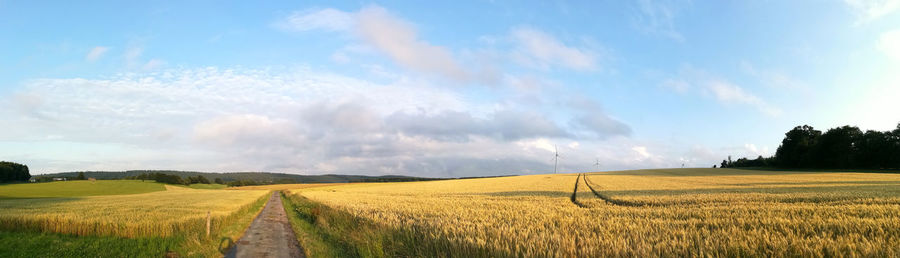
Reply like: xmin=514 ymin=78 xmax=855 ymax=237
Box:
xmin=727 ymin=122 xmax=899 ymax=170
xmin=145 ymin=173 xmax=186 ymax=185
xmin=76 ymin=172 xmax=86 ymax=180
xmin=0 ymin=161 xmax=31 ymax=182
xmin=857 ymin=130 xmax=891 ymax=168
xmin=891 ymin=123 xmax=900 ymax=168
xmin=811 ymin=125 xmax=862 ymax=168
xmin=775 ymin=125 xmax=821 ymax=167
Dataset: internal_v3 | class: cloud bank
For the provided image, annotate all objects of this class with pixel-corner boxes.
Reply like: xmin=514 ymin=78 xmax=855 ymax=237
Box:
xmin=1 ymin=67 xmax=657 ymax=177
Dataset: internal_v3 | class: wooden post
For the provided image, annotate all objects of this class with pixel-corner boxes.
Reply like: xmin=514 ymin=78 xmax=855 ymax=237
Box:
xmin=206 ymin=210 xmax=211 ymax=237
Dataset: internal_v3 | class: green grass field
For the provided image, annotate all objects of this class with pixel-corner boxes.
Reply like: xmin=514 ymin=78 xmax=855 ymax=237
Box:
xmin=0 ymin=231 xmax=179 ymax=257
xmin=0 ymin=180 xmax=166 ymax=198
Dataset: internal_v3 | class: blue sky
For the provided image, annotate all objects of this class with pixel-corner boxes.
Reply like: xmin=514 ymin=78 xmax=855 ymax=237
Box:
xmin=1 ymin=0 xmax=899 ymax=176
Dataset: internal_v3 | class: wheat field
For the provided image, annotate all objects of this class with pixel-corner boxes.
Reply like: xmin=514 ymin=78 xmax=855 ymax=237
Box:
xmin=228 ymin=183 xmax=344 ymax=191
xmin=0 ymin=184 xmax=268 ymax=238
xmin=288 ymin=168 xmax=900 ymax=257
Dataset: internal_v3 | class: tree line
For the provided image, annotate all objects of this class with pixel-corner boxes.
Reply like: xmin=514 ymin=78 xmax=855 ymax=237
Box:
xmin=0 ymin=161 xmax=30 ymax=182
xmin=721 ymin=123 xmax=900 ymax=169
xmin=128 ymin=173 xmax=223 ymax=185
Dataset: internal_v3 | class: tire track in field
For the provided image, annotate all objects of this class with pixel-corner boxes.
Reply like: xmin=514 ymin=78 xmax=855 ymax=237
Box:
xmin=581 ymin=174 xmax=647 ymax=207
xmin=570 ymin=174 xmax=586 ymax=208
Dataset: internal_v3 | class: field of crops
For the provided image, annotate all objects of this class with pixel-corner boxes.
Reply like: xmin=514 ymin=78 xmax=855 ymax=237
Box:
xmin=228 ymin=183 xmax=343 ymax=191
xmin=0 ymin=180 xmax=166 ymax=198
xmin=288 ymin=168 xmax=900 ymax=257
xmin=0 ymin=181 xmax=268 ymax=238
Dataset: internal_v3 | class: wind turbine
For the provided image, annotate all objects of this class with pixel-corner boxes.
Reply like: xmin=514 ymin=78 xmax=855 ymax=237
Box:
xmin=551 ymin=145 xmax=561 ymax=174
xmin=593 ymin=158 xmax=601 ymax=171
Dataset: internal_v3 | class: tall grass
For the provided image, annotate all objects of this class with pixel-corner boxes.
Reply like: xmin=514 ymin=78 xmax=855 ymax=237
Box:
xmin=281 ymin=192 xmax=507 ymax=257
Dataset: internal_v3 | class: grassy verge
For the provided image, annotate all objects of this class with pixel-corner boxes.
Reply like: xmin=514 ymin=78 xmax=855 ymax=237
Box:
xmin=170 ymin=191 xmax=270 ymax=257
xmin=281 ymin=192 xmax=508 ymax=258
xmin=0 ymin=191 xmax=270 ymax=257
xmin=0 ymin=231 xmax=179 ymax=257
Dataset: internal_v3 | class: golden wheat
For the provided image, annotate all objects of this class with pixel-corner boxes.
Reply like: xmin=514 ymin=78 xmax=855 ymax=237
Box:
xmin=289 ymin=169 xmax=900 ymax=257
xmin=0 ymin=187 xmax=269 ymax=238
xmin=227 ymin=183 xmax=343 ymax=191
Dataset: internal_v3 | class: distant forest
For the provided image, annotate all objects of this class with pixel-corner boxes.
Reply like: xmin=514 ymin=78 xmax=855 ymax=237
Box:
xmin=35 ymin=170 xmax=446 ymax=185
xmin=721 ymin=123 xmax=900 ymax=169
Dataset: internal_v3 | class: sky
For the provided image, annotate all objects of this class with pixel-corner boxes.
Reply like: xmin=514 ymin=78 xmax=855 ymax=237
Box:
xmin=1 ymin=0 xmax=899 ymax=177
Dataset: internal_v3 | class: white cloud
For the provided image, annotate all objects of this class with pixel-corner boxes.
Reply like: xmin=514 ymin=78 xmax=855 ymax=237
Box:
xmin=661 ymin=65 xmax=781 ymax=116
xmin=354 ymin=6 xmax=469 ymax=81
xmin=275 ymin=6 xmax=603 ymax=84
xmin=387 ymin=109 xmax=570 ymax=141
xmin=329 ymin=44 xmax=375 ymax=65
xmin=704 ymin=80 xmax=758 ymax=105
xmin=504 ymin=75 xmax=547 ymax=92
xmin=1 ymin=67 xmax=646 ymax=176
xmin=705 ymin=80 xmax=781 ymax=116
xmin=567 ymin=97 xmax=632 ymax=138
xmin=844 ymin=0 xmax=900 ymax=24
xmin=632 ymin=146 xmax=651 ymax=159
xmin=510 ymin=27 xmax=598 ymax=71
xmin=740 ymin=61 xmax=809 ymax=90
xmin=85 ymin=46 xmax=109 ymax=62
xmin=516 ymin=138 xmax=557 ymax=153
xmin=878 ymin=29 xmax=900 ymax=60
xmin=661 ymin=78 xmax=689 ymax=93
xmin=684 ymin=145 xmax=721 ymax=166
xmin=632 ymin=0 xmax=687 ymax=42
xmin=276 ymin=8 xmax=354 ymax=32
xmin=122 ymin=46 xmax=165 ymax=70
xmin=143 ymin=59 xmax=166 ymax=70
xmin=275 ymin=5 xmax=472 ymax=82
xmin=124 ymin=46 xmax=143 ymax=67
xmin=195 ymin=114 xmax=298 ymax=147
xmin=742 ymin=143 xmax=770 ymax=157
xmin=331 ymin=51 xmax=350 ymax=64
xmin=681 ymin=143 xmax=773 ymax=167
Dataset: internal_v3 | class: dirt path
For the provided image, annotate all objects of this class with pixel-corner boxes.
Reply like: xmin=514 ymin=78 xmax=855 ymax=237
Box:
xmin=226 ymin=191 xmax=304 ymax=258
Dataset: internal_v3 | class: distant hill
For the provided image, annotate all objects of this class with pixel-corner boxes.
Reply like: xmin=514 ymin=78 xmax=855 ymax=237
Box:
xmin=36 ymin=170 xmax=443 ymax=184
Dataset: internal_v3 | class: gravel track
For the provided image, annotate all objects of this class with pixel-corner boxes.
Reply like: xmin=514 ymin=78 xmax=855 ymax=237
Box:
xmin=226 ymin=191 xmax=304 ymax=258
